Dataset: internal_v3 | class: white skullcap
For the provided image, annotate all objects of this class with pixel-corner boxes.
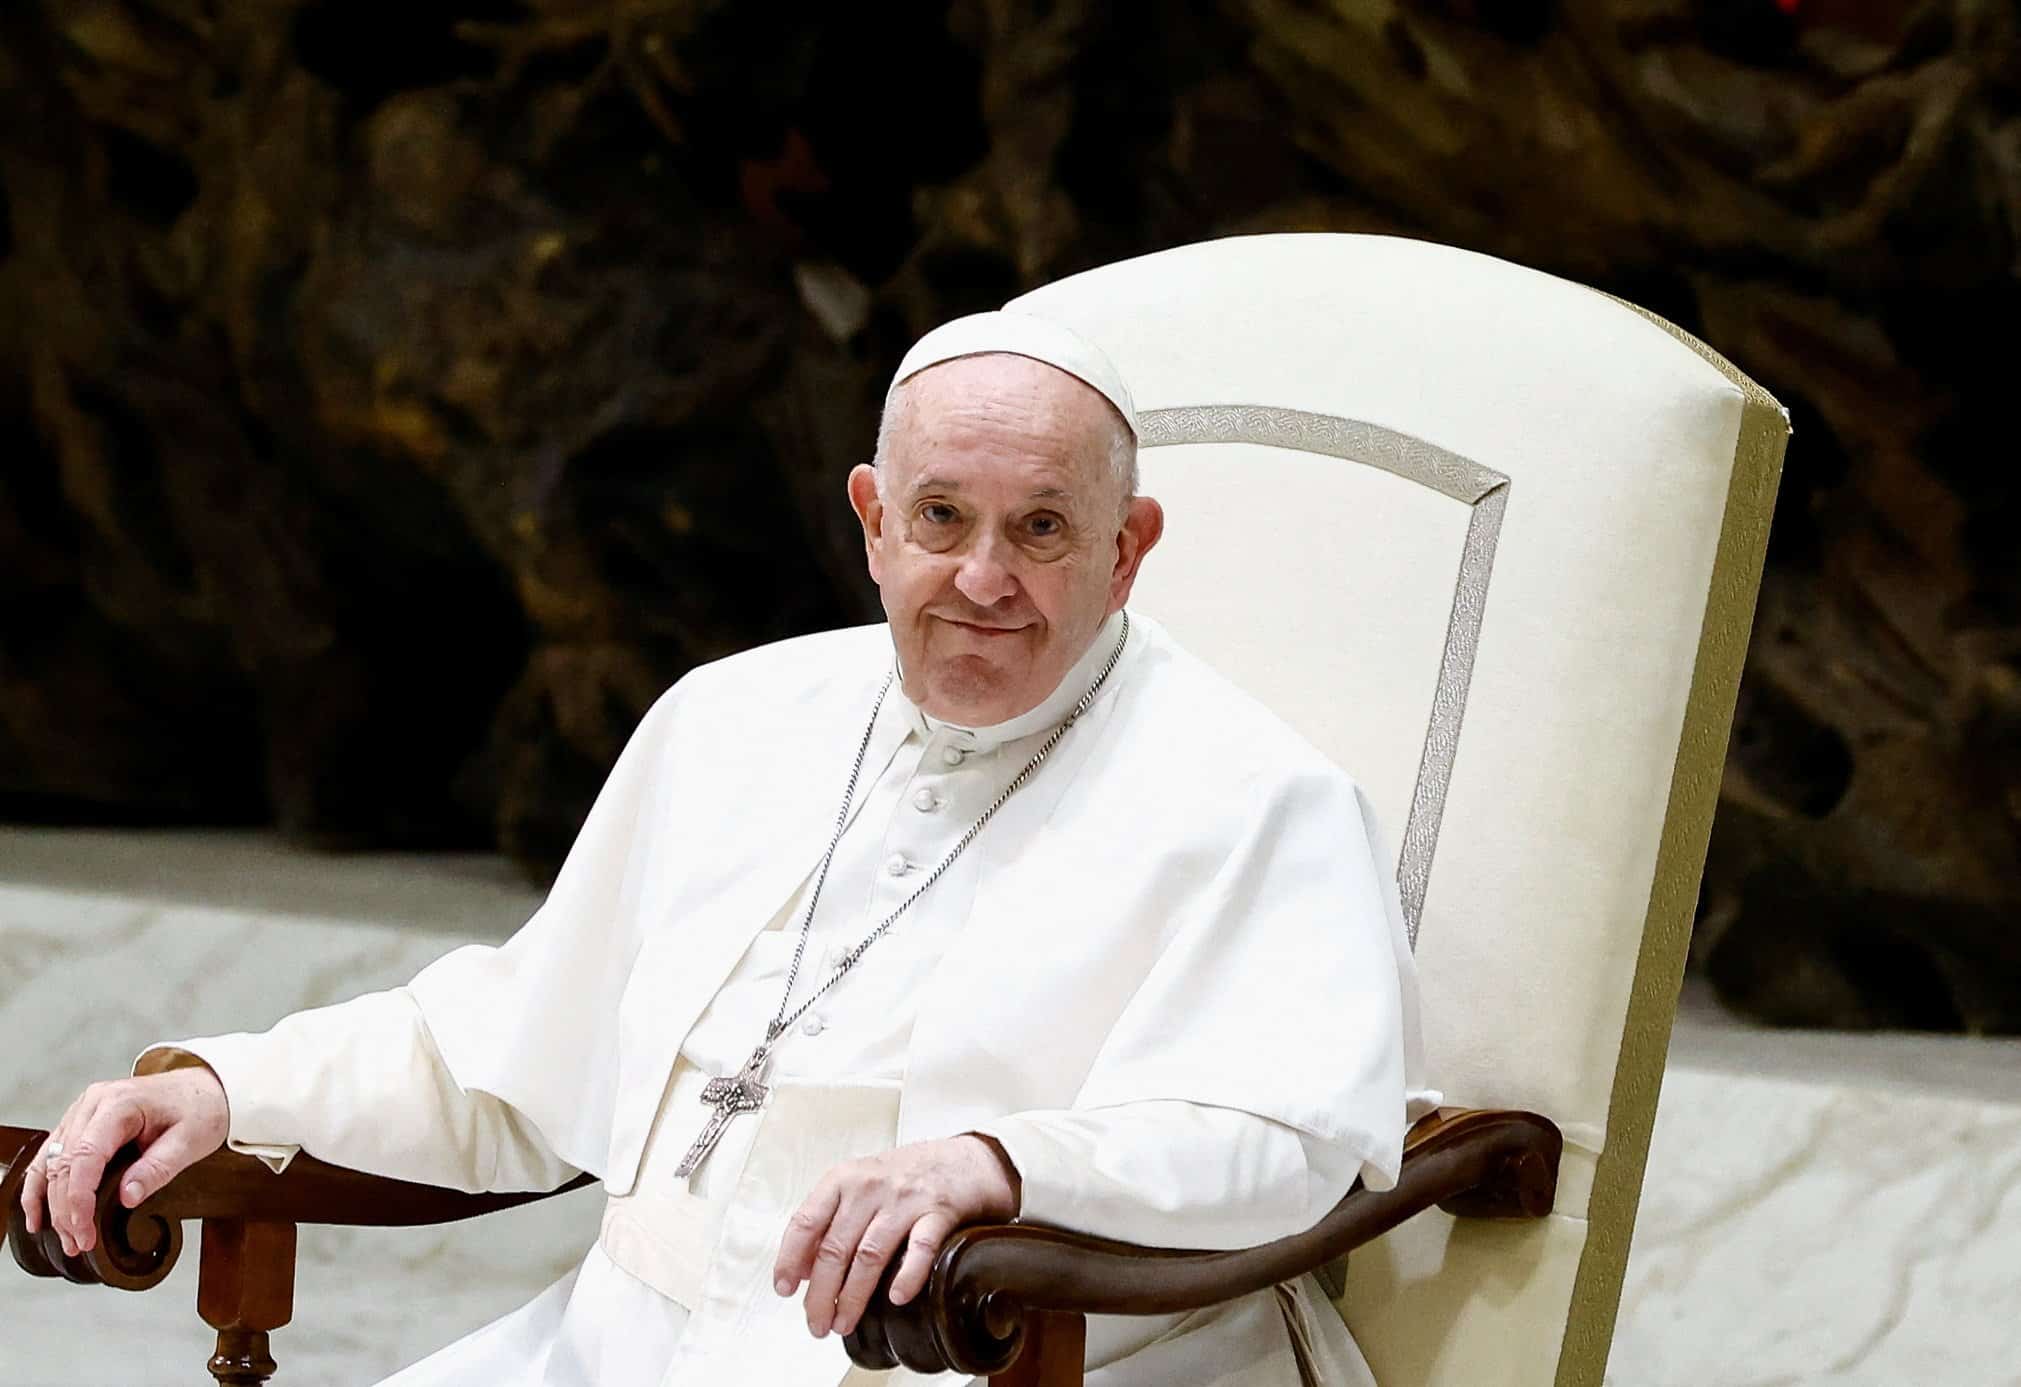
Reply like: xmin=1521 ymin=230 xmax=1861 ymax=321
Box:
xmin=889 ymin=310 xmax=1138 ymax=438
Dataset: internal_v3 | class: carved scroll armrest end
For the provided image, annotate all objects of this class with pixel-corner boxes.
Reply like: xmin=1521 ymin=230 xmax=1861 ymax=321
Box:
xmin=2 ymin=1126 xmax=183 ymax=1291
xmin=1413 ymin=1106 xmax=1563 ymax=1220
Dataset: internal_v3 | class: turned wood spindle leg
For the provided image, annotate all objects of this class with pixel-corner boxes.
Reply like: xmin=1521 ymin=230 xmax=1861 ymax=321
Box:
xmin=209 ymin=1329 xmax=278 ymax=1387
xmin=198 ymin=1218 xmax=296 ymax=1386
xmin=990 ymin=1309 xmax=1087 ymax=1387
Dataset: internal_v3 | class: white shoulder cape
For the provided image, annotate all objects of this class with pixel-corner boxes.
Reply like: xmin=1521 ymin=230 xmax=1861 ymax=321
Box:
xmin=401 ymin=615 xmax=1432 ymax=1202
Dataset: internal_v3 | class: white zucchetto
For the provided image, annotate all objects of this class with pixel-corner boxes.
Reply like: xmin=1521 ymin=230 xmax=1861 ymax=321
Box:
xmin=889 ymin=310 xmax=1138 ymax=438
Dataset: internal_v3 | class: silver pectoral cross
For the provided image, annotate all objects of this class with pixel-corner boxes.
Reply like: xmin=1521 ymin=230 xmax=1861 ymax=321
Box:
xmin=674 ymin=1042 xmax=772 ymax=1179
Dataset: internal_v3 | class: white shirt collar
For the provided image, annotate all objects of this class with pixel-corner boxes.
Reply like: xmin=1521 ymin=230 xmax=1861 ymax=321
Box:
xmin=896 ymin=610 xmax=1129 ymax=754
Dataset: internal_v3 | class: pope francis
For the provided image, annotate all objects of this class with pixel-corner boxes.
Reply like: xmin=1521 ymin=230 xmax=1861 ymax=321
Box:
xmin=23 ymin=312 xmax=1432 ymax=1386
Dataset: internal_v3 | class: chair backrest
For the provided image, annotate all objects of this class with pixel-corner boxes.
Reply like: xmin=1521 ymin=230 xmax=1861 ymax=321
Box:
xmin=1006 ymin=234 xmax=1786 ymax=1387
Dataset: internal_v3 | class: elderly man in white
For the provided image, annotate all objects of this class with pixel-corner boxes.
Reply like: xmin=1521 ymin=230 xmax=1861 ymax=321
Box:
xmin=22 ymin=312 xmax=1430 ymax=1386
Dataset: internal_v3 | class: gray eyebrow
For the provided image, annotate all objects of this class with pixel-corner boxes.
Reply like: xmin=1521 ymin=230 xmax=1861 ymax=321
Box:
xmin=908 ymin=476 xmax=1075 ymax=503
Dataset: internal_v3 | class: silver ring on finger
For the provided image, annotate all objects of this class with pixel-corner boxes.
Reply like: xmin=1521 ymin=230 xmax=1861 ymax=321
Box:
xmin=41 ymin=1138 xmax=64 ymax=1163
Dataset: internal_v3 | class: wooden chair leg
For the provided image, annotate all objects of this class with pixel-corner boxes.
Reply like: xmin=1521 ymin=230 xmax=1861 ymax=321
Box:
xmin=990 ymin=1309 xmax=1086 ymax=1387
xmin=198 ymin=1218 xmax=296 ymax=1386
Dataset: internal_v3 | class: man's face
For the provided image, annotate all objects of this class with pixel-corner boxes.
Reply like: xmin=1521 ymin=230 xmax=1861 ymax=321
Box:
xmin=846 ymin=354 xmax=1163 ymax=726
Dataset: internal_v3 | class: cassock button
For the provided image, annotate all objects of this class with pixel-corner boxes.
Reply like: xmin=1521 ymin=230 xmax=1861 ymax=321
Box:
xmin=941 ymin=746 xmax=965 ymax=766
xmin=802 ymin=1016 xmax=825 ymax=1037
xmin=912 ymin=788 xmax=938 ymax=812
xmin=885 ymin=854 xmax=911 ymax=877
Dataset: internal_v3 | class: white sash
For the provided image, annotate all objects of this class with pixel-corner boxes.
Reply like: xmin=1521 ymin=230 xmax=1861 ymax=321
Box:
xmin=600 ymin=1062 xmax=955 ymax=1386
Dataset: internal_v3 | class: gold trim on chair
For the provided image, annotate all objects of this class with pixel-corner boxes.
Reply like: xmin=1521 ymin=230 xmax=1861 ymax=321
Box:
xmin=1138 ymin=404 xmax=1511 ymax=947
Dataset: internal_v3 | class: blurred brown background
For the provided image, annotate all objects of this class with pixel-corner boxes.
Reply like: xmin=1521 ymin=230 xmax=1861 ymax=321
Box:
xmin=1 ymin=0 xmax=2016 ymax=1031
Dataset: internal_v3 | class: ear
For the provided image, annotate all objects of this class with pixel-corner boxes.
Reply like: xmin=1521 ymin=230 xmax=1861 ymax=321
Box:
xmin=847 ymin=464 xmax=887 ymax=586
xmin=1106 ymin=496 xmax=1165 ymax=615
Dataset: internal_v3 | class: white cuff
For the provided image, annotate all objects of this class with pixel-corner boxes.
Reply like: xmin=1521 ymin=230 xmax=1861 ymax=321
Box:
xmin=965 ymin=1113 xmax=1084 ymax=1232
xmin=967 ymin=1102 xmax=1364 ymax=1251
xmin=135 ymin=1036 xmax=304 ymax=1174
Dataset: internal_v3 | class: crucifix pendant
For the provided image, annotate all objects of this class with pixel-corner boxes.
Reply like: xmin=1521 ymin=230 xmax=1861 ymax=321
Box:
xmin=674 ymin=1042 xmax=772 ymax=1179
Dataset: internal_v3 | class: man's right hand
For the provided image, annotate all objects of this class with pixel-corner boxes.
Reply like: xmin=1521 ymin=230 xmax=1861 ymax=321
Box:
xmin=18 ymin=1066 xmax=229 ymax=1258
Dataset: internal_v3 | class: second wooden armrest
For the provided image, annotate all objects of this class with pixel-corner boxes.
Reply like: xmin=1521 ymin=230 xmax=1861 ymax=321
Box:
xmin=2 ymin=1125 xmax=594 ymax=1292
xmin=845 ymin=1107 xmax=1560 ymax=1378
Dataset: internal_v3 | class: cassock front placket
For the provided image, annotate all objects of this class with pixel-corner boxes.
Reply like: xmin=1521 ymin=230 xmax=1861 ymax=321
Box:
xmin=671 ymin=615 xmax=1125 ymax=1092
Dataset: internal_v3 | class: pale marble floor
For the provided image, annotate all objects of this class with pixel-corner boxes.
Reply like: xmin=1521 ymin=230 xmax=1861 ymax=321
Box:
xmin=2 ymin=827 xmax=2018 ymax=1386
xmin=1615 ymin=989 xmax=2021 ymax=1386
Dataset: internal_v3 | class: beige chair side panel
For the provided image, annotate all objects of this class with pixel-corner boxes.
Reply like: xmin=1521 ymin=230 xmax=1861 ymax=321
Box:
xmin=1339 ymin=1213 xmax=1588 ymax=1385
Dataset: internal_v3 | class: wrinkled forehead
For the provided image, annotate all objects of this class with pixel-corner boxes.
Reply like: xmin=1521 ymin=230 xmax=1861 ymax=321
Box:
xmin=885 ymin=355 xmax=1124 ymax=500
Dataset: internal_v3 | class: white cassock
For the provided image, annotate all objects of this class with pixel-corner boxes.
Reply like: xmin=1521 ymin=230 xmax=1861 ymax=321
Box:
xmin=151 ymin=611 xmax=1436 ymax=1386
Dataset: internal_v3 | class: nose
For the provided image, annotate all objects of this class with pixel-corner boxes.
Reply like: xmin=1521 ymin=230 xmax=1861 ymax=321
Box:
xmin=953 ymin=531 xmax=1019 ymax=608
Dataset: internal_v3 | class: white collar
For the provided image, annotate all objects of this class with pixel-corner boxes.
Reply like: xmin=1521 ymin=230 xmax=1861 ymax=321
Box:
xmin=896 ymin=610 xmax=1128 ymax=754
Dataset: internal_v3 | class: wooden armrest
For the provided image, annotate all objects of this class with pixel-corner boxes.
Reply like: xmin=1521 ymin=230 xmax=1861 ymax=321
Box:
xmin=845 ymin=1106 xmax=1561 ymax=1379
xmin=1 ymin=1124 xmax=593 ymax=1292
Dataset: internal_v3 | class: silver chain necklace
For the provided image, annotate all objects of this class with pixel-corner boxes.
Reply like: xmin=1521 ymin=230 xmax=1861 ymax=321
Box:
xmin=674 ymin=612 xmax=1131 ymax=1179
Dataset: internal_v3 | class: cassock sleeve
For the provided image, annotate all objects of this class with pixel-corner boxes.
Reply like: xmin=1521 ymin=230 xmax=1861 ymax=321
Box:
xmin=971 ymin=1101 xmax=1362 ymax=1251
xmin=135 ymin=683 xmax=684 ymax=1194
xmin=134 ymin=993 xmax=578 ymax=1193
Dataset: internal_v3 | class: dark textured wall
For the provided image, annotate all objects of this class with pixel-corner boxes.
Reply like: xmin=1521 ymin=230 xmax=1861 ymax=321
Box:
xmin=1 ymin=0 xmax=2017 ymax=1029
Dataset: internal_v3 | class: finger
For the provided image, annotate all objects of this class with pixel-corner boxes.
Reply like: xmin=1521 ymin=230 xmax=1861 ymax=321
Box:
xmin=120 ymin=1122 xmax=209 ymax=1209
xmin=803 ymin=1193 xmax=881 ymax=1338
xmin=41 ymin=1152 xmax=76 ymax=1257
xmin=18 ymin=1102 xmax=78 ymax=1234
xmin=831 ymin=1211 xmax=913 ymax=1337
xmin=41 ymin=1093 xmax=98 ymax=1250
xmin=887 ymin=1209 xmax=957 ymax=1308
xmin=20 ymin=1145 xmax=47 ymax=1234
xmin=774 ymin=1180 xmax=841 ymax=1295
xmin=49 ymin=1101 xmax=105 ymax=1249
xmin=48 ymin=1152 xmax=88 ymax=1250
xmin=60 ymin=1097 xmax=144 ymax=1254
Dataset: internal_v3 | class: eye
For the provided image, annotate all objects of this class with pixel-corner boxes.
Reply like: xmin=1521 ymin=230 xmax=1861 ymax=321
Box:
xmin=909 ymin=501 xmax=964 ymax=550
xmin=1020 ymin=511 xmax=1072 ymax=547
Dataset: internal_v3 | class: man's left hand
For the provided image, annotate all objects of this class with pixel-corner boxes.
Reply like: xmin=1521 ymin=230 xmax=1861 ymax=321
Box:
xmin=772 ymin=1134 xmax=1019 ymax=1339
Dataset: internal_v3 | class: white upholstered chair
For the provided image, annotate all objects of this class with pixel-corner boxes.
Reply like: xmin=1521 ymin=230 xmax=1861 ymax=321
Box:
xmin=0 ymin=233 xmax=1786 ymax=1387
xmin=1005 ymin=232 xmax=1789 ymax=1385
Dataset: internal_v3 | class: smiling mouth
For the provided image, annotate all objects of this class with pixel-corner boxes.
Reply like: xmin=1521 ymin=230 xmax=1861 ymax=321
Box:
xmin=941 ymin=617 xmax=1027 ymax=636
